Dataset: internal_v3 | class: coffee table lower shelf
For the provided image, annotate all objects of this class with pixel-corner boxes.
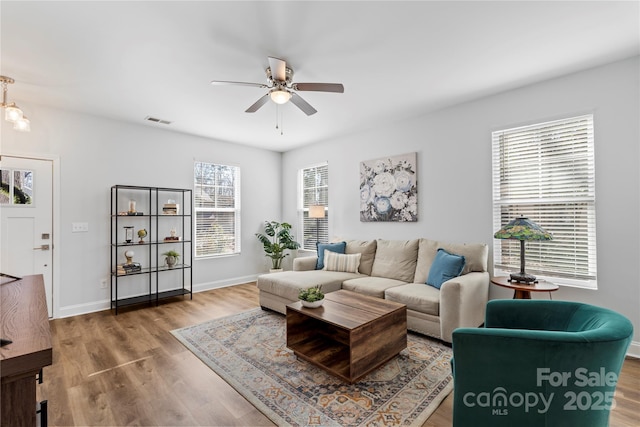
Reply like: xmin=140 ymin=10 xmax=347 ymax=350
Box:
xmin=288 ymin=336 xmax=351 ymax=381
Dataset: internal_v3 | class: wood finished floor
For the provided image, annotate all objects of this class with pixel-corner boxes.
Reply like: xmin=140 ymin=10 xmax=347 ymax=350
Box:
xmin=39 ymin=283 xmax=640 ymax=426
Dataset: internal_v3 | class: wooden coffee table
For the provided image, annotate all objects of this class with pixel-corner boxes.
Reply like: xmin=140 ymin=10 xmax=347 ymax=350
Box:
xmin=286 ymin=289 xmax=407 ymax=383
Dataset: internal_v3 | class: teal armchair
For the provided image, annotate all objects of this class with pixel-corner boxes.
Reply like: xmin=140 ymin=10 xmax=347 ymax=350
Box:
xmin=451 ymin=300 xmax=633 ymax=427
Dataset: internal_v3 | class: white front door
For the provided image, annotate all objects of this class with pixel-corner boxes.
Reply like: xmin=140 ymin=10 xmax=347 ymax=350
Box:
xmin=0 ymin=155 xmax=54 ymax=317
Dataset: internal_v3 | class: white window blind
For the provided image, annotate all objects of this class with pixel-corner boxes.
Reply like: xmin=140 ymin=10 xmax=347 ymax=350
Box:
xmin=492 ymin=114 xmax=597 ymax=288
xmin=299 ymin=163 xmax=329 ymax=250
xmin=194 ymin=162 xmax=241 ymax=257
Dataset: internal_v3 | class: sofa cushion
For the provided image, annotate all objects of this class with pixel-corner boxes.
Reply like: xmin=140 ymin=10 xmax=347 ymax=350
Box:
xmin=345 ymin=240 xmax=377 ymax=276
xmin=370 ymin=239 xmax=419 ymax=282
xmin=323 ymin=251 xmax=361 ymax=273
xmin=257 ymin=270 xmax=361 ymax=301
xmin=414 ymin=238 xmax=488 ymax=283
xmin=316 ymin=241 xmax=346 ymax=269
xmin=342 ymin=276 xmax=407 ymax=298
xmin=413 ymin=239 xmax=439 ymax=284
xmin=439 ymin=241 xmax=488 ymax=274
xmin=385 ymin=283 xmax=440 ymax=316
xmin=426 ymin=248 xmax=465 ymax=289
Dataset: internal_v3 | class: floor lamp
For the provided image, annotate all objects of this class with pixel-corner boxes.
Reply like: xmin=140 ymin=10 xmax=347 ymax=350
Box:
xmin=308 ymin=205 xmax=325 ymax=246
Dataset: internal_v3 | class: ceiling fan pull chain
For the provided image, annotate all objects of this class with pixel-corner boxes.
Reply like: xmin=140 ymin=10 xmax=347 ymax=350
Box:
xmin=275 ymin=104 xmax=279 ymax=130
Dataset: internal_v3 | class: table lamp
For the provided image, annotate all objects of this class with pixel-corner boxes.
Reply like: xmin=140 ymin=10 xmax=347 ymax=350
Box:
xmin=309 ymin=205 xmax=325 ymax=246
xmin=494 ymin=216 xmax=552 ymax=284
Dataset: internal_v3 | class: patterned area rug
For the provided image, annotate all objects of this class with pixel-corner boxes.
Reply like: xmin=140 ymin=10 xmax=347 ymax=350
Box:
xmin=171 ymin=309 xmax=453 ymax=426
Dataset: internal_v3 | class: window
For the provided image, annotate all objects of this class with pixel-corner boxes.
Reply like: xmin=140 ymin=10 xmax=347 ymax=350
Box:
xmin=194 ymin=162 xmax=240 ymax=257
xmin=1 ymin=169 xmax=33 ymax=205
xmin=492 ymin=114 xmax=597 ymax=288
xmin=299 ymin=163 xmax=328 ymax=250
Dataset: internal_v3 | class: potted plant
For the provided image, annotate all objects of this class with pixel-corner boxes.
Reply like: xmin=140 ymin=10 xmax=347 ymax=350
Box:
xmin=162 ymin=250 xmax=180 ymax=268
xmin=298 ymin=285 xmax=324 ymax=308
xmin=255 ymin=221 xmax=300 ymax=272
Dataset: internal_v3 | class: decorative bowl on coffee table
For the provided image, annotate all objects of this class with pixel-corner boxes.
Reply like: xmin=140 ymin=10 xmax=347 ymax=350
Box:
xmin=301 ymin=298 xmax=324 ymax=308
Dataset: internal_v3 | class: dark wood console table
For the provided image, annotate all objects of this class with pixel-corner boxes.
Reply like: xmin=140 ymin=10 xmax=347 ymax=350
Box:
xmin=1 ymin=274 xmax=52 ymax=426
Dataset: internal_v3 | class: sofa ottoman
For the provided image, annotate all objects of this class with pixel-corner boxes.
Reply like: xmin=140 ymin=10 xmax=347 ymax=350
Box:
xmin=256 ymin=270 xmax=364 ymax=313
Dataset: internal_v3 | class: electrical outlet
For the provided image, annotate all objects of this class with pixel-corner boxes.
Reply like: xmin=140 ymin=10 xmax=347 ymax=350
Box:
xmin=100 ymin=279 xmax=108 ymax=289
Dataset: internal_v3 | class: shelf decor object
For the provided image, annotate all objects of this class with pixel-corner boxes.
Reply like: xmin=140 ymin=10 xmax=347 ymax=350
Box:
xmin=110 ymin=185 xmax=193 ymax=314
xmin=124 ymin=226 xmax=134 ymax=243
xmin=137 ymin=228 xmax=147 ymax=243
xmin=494 ymin=216 xmax=553 ymax=284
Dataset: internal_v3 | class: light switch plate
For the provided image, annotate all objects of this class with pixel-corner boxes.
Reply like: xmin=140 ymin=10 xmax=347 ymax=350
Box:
xmin=72 ymin=222 xmax=89 ymax=232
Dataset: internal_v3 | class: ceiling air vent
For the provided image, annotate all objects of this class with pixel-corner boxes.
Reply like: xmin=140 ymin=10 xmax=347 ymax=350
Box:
xmin=144 ymin=116 xmax=172 ymax=125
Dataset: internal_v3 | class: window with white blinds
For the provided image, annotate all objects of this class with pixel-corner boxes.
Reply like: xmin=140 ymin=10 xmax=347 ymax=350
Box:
xmin=492 ymin=114 xmax=597 ymax=288
xmin=194 ymin=162 xmax=241 ymax=258
xmin=299 ymin=163 xmax=329 ymax=250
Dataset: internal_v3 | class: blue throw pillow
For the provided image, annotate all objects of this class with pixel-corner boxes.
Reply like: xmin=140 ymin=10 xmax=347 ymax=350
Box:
xmin=426 ymin=248 xmax=466 ymax=289
xmin=316 ymin=241 xmax=346 ymax=270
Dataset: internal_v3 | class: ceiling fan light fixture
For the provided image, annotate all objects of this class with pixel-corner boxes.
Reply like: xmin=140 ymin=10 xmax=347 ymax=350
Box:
xmin=270 ymin=89 xmax=291 ymax=105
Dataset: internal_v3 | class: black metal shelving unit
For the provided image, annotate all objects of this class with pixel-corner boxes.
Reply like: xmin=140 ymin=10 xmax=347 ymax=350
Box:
xmin=110 ymin=185 xmax=193 ymax=314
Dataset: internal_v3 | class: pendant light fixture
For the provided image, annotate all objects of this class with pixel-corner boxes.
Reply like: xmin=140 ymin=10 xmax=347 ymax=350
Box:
xmin=1 ymin=76 xmax=31 ymax=132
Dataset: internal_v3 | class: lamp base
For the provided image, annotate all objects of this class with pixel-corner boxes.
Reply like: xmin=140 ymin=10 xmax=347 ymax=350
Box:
xmin=509 ymin=272 xmax=538 ymax=284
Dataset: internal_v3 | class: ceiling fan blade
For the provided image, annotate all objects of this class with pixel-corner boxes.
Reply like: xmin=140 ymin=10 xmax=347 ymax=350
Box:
xmin=268 ymin=57 xmax=287 ymax=82
xmin=290 ymin=92 xmax=317 ymax=116
xmin=245 ymin=94 xmax=270 ymax=113
xmin=211 ymin=80 xmax=268 ymax=89
xmin=293 ymin=83 xmax=344 ymax=93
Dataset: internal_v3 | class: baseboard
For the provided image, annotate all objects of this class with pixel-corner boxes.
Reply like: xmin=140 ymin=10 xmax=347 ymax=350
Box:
xmin=193 ymin=274 xmax=259 ymax=293
xmin=57 ymin=299 xmax=111 ymax=318
xmin=56 ymin=274 xmax=260 ymax=319
xmin=627 ymin=340 xmax=640 ymax=359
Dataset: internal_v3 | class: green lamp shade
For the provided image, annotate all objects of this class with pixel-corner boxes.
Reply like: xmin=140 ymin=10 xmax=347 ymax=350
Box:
xmin=494 ymin=217 xmax=552 ymax=241
xmin=494 ymin=217 xmax=552 ymax=284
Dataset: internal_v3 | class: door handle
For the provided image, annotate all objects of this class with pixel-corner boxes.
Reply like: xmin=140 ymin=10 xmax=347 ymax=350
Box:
xmin=33 ymin=244 xmax=50 ymax=250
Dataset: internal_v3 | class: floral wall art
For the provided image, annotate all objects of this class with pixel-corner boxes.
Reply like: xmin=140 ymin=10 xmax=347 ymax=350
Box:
xmin=360 ymin=152 xmax=417 ymax=222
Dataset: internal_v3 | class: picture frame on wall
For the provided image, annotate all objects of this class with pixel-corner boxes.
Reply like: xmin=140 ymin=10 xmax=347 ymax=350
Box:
xmin=359 ymin=152 xmax=417 ymax=222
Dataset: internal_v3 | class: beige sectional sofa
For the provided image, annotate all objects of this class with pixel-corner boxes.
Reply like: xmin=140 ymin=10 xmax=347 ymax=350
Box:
xmin=256 ymin=238 xmax=489 ymax=343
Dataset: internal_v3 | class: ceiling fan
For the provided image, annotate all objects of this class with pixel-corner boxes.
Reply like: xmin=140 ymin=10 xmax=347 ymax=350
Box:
xmin=210 ymin=56 xmax=344 ymax=116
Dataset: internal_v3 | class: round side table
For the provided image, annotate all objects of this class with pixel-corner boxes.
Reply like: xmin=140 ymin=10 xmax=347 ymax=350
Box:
xmin=491 ymin=276 xmax=559 ymax=299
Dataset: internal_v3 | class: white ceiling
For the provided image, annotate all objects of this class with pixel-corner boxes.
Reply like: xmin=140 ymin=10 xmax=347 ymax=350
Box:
xmin=2 ymin=1 xmax=638 ymax=152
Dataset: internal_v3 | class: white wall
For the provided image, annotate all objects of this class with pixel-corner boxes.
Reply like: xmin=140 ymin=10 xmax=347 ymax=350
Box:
xmin=1 ymin=107 xmax=282 ymax=317
xmin=282 ymin=57 xmax=640 ymax=350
